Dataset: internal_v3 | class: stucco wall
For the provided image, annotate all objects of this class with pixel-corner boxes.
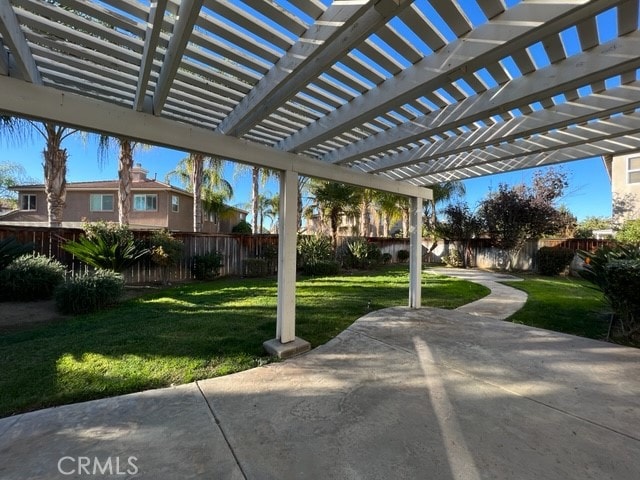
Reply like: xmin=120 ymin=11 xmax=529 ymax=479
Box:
xmin=611 ymin=153 xmax=640 ymax=222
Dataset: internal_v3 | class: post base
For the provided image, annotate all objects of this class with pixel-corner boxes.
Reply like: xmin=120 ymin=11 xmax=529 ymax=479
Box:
xmin=263 ymin=337 xmax=311 ymax=359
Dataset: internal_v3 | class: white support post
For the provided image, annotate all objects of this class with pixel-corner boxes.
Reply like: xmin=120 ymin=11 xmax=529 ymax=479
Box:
xmin=409 ymin=196 xmax=423 ymax=309
xmin=264 ymin=169 xmax=310 ymax=358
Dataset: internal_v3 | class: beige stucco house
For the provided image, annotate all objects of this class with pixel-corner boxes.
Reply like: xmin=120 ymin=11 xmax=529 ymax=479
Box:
xmin=1 ymin=164 xmax=246 ymax=233
xmin=604 ymin=153 xmax=640 ymax=225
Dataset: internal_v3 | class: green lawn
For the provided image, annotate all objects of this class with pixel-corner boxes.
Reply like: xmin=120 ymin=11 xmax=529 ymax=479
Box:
xmin=505 ymin=276 xmax=611 ymax=340
xmin=0 ymin=266 xmax=489 ymax=418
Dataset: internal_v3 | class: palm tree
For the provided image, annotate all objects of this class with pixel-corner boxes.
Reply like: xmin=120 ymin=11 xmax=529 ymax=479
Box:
xmin=234 ymin=164 xmax=277 ymax=233
xmin=372 ymin=191 xmax=403 ymax=237
xmin=357 ymin=188 xmax=374 ymax=237
xmin=425 ymin=181 xmax=466 ymax=230
xmin=166 ymin=153 xmax=232 ymax=232
xmin=1 ymin=116 xmax=76 ymax=227
xmin=309 ymin=180 xmax=360 ymax=250
xmin=98 ymin=136 xmax=147 ymax=225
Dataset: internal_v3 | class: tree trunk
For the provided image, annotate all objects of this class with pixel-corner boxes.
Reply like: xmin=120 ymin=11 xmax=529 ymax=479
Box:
xmin=383 ymin=215 xmax=390 ymax=237
xmin=118 ymin=139 xmax=133 ymax=225
xmin=42 ymin=123 xmax=67 ymax=228
xmin=251 ymin=167 xmax=259 ymax=234
xmin=402 ymin=207 xmax=409 ymax=238
xmin=192 ymin=153 xmax=204 ymax=232
xmin=330 ymin=208 xmax=340 ymax=252
xmin=360 ymin=197 xmax=371 ymax=237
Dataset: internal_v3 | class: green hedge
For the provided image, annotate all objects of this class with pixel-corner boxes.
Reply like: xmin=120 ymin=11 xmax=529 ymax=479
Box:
xmin=192 ymin=251 xmax=223 ymax=280
xmin=537 ymin=247 xmax=575 ymax=276
xmin=301 ymin=260 xmax=341 ymax=277
xmin=0 ymin=254 xmax=65 ymax=301
xmin=54 ymin=270 xmax=124 ymax=314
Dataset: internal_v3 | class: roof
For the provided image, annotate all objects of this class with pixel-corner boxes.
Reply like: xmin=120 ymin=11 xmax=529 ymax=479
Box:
xmin=0 ymin=1 xmax=639 ymax=192
xmin=14 ymin=179 xmax=191 ymax=194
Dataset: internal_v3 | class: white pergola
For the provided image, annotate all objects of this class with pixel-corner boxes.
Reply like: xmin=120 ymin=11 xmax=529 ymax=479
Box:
xmin=1 ymin=0 xmax=638 ymax=355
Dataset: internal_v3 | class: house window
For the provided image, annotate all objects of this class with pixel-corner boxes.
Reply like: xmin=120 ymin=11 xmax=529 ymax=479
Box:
xmin=207 ymin=211 xmax=218 ymax=224
xmin=171 ymin=195 xmax=179 ymax=213
xmin=133 ymin=194 xmax=157 ymax=211
xmin=629 ymin=157 xmax=640 ymax=184
xmin=90 ymin=194 xmax=114 ymax=212
xmin=20 ymin=194 xmax=36 ymax=211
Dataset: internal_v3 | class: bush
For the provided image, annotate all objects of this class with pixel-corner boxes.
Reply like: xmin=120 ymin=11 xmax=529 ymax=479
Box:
xmin=243 ymin=258 xmax=270 ymax=277
xmin=397 ymin=249 xmax=410 ymax=262
xmin=55 ymin=270 xmax=124 ymax=314
xmin=0 ymin=236 xmax=34 ymax=270
xmin=616 ymin=219 xmax=640 ymax=245
xmin=192 ymin=251 xmax=224 ymax=280
xmin=442 ymin=248 xmax=463 ymax=267
xmin=149 ymin=230 xmax=183 ymax=267
xmin=344 ymin=238 xmax=382 ymax=269
xmin=232 ymin=220 xmax=252 ymax=234
xmin=301 ymin=260 xmax=340 ymax=276
xmin=297 ymin=235 xmax=333 ymax=267
xmin=63 ymin=222 xmax=147 ymax=272
xmin=579 ymin=245 xmax=640 ymax=340
xmin=0 ymin=254 xmax=65 ymax=301
xmin=381 ymin=252 xmax=393 ymax=264
xmin=536 ymin=247 xmax=575 ymax=276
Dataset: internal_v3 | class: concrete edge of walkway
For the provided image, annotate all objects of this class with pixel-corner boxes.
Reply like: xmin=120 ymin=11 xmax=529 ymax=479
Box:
xmin=427 ymin=267 xmax=528 ymax=320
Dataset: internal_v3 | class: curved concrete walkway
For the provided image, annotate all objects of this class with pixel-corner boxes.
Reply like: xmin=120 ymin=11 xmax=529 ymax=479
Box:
xmin=2 ymin=275 xmax=640 ymax=479
xmin=428 ymin=267 xmax=528 ymax=320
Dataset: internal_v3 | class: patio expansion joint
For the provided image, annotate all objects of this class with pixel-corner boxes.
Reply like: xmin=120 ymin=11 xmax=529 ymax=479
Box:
xmin=195 ymin=380 xmax=249 ymax=480
xmin=349 ymin=320 xmax=640 ymax=444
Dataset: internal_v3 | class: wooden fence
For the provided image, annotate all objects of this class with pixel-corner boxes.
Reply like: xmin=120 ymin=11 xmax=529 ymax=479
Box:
xmin=0 ymin=225 xmax=615 ymax=283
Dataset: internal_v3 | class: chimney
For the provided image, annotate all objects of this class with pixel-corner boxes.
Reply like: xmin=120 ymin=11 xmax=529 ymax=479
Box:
xmin=131 ymin=163 xmax=148 ymax=182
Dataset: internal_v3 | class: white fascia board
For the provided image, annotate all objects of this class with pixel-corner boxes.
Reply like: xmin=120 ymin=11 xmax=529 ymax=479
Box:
xmin=0 ymin=76 xmax=431 ymax=200
xmin=278 ymin=0 xmax=620 ymax=153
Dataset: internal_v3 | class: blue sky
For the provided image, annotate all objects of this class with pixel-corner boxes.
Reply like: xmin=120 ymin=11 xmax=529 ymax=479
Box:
xmin=1 ymin=128 xmax=612 ymax=223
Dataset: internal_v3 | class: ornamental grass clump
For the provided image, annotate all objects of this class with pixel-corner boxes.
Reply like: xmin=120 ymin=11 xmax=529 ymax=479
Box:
xmin=0 ymin=254 xmax=65 ymax=301
xmin=54 ymin=269 xmax=124 ymax=314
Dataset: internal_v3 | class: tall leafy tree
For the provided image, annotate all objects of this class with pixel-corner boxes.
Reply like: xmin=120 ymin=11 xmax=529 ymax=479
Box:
xmin=309 ymin=181 xmax=360 ymax=249
xmin=166 ymin=153 xmax=232 ymax=232
xmin=1 ymin=117 xmax=76 ymax=227
xmin=0 ymin=161 xmax=37 ymax=209
xmin=437 ymin=202 xmax=482 ymax=268
xmin=479 ymin=168 xmax=569 ymax=254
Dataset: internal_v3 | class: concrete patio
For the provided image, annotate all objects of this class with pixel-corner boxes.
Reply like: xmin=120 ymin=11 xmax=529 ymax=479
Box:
xmin=1 ymin=272 xmax=639 ymax=479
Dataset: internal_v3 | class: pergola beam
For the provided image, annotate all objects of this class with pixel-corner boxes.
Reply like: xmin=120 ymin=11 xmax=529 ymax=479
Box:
xmin=393 ymin=111 xmax=640 ymax=181
xmin=331 ymin=31 xmax=640 ymax=170
xmin=360 ymin=79 xmax=640 ymax=175
xmin=152 ymin=0 xmax=202 ymax=116
xmin=277 ymin=0 xmax=619 ymax=153
xmin=0 ymin=75 xmax=430 ymax=200
xmin=0 ymin=1 xmax=41 ymax=84
xmin=216 ymin=0 xmax=413 ymax=137
xmin=134 ymin=0 xmax=167 ymax=112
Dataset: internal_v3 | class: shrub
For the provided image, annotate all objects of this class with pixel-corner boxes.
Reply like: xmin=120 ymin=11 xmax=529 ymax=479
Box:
xmin=0 ymin=236 xmax=34 ymax=270
xmin=536 ymin=247 xmax=575 ymax=276
xmin=63 ymin=222 xmax=147 ymax=272
xmin=192 ymin=251 xmax=224 ymax=280
xmin=0 ymin=254 xmax=65 ymax=301
xmin=149 ymin=230 xmax=183 ymax=267
xmin=243 ymin=258 xmax=270 ymax=277
xmin=381 ymin=252 xmax=393 ymax=264
xmin=301 ymin=260 xmax=340 ymax=277
xmin=297 ymin=235 xmax=333 ymax=267
xmin=616 ymin=219 xmax=640 ymax=245
xmin=232 ymin=220 xmax=252 ymax=234
xmin=442 ymin=249 xmax=463 ymax=267
xmin=345 ymin=238 xmax=382 ymax=269
xmin=397 ymin=249 xmax=410 ymax=262
xmin=579 ymin=245 xmax=640 ymax=341
xmin=55 ymin=270 xmax=124 ymax=314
